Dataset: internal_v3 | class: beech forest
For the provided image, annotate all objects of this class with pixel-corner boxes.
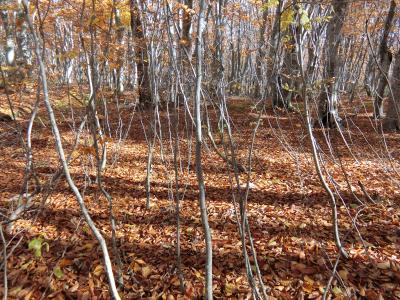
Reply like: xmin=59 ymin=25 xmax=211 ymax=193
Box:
xmin=0 ymin=0 xmax=400 ymax=299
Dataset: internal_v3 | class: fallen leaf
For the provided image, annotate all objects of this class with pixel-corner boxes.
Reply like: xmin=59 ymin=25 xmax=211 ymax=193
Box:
xmin=225 ymin=282 xmax=235 ymax=296
xmin=170 ymin=276 xmax=180 ymax=287
xmin=142 ymin=266 xmax=152 ymax=278
xmin=69 ymin=281 xmax=79 ymax=293
xmin=332 ymin=286 xmax=342 ymax=296
xmin=308 ymin=291 xmax=320 ymax=299
xmin=376 ymin=261 xmax=390 ymax=270
xmin=59 ymin=258 xmax=73 ymax=268
xmin=136 ymin=259 xmax=146 ymax=265
xmin=93 ymin=264 xmax=103 ymax=277
xmin=24 ymin=290 xmax=34 ymax=300
xmin=28 ymin=238 xmax=48 ymax=258
xmin=365 ymin=290 xmax=383 ymax=300
xmin=338 ymin=269 xmax=348 ymax=280
xmin=291 ymin=262 xmax=316 ymax=274
xmin=9 ymin=286 xmax=23 ymax=297
xmin=53 ymin=266 xmax=64 ymax=279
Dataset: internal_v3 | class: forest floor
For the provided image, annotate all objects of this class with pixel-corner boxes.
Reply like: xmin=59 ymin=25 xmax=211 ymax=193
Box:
xmin=0 ymin=85 xmax=400 ymax=300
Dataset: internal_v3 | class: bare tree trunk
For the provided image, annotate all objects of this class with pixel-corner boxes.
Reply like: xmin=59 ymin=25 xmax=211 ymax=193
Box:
xmin=373 ymin=0 xmax=396 ymax=118
xmin=130 ymin=0 xmax=151 ymax=104
xmin=194 ymin=0 xmax=213 ymax=297
xmin=384 ymin=51 xmax=400 ymax=130
xmin=269 ymin=0 xmax=284 ymax=106
xmin=0 ymin=0 xmax=15 ymax=66
xmin=254 ymin=2 xmax=268 ymax=98
xmin=318 ymin=0 xmax=348 ymax=128
xmin=181 ymin=0 xmax=193 ymax=54
xmin=364 ymin=51 xmax=378 ymax=97
xmin=273 ymin=1 xmax=300 ymax=110
xmin=16 ymin=7 xmax=31 ymax=70
xmin=114 ymin=4 xmax=126 ymax=95
xmin=0 ymin=225 xmax=7 ymax=300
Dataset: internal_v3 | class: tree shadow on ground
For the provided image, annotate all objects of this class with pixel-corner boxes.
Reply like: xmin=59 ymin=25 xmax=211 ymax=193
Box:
xmin=5 ymin=217 xmax=399 ymax=299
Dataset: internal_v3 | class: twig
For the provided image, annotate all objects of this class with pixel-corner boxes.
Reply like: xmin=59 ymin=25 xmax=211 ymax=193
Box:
xmin=358 ymin=180 xmax=376 ymax=204
xmin=0 ymin=225 xmax=8 ymax=300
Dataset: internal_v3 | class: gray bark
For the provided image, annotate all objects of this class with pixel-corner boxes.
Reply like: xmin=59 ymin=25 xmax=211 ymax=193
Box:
xmin=373 ymin=0 xmax=396 ymax=118
xmin=269 ymin=0 xmax=284 ymax=106
xmin=181 ymin=0 xmax=193 ymax=54
xmin=130 ymin=0 xmax=151 ymax=104
xmin=194 ymin=0 xmax=213 ymax=297
xmin=318 ymin=0 xmax=348 ymax=128
xmin=0 ymin=0 xmax=15 ymax=66
xmin=273 ymin=2 xmax=301 ymax=110
xmin=384 ymin=51 xmax=400 ymax=130
xmin=113 ymin=6 xmax=125 ymax=94
xmin=254 ymin=2 xmax=268 ymax=98
xmin=16 ymin=8 xmax=31 ymax=68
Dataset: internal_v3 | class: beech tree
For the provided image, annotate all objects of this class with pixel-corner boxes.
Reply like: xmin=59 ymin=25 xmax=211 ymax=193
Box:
xmin=385 ymin=50 xmax=400 ymax=130
xmin=373 ymin=0 xmax=396 ymax=119
xmin=130 ymin=0 xmax=151 ymax=104
xmin=317 ymin=0 xmax=348 ymax=128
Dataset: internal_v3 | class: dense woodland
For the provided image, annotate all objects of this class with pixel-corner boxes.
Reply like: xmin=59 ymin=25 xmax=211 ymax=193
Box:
xmin=0 ymin=0 xmax=400 ymax=299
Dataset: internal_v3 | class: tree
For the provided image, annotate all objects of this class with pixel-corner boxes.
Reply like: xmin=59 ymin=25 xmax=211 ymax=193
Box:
xmin=130 ymin=0 xmax=151 ymax=104
xmin=20 ymin=0 xmax=121 ymax=298
xmin=272 ymin=0 xmax=302 ymax=110
xmin=372 ymin=0 xmax=396 ymax=119
xmin=0 ymin=0 xmax=15 ymax=66
xmin=254 ymin=0 xmax=268 ymax=98
xmin=268 ymin=0 xmax=284 ymax=105
xmin=194 ymin=0 xmax=213 ymax=297
xmin=384 ymin=50 xmax=400 ymax=130
xmin=318 ymin=0 xmax=348 ymax=128
xmin=181 ymin=0 xmax=193 ymax=54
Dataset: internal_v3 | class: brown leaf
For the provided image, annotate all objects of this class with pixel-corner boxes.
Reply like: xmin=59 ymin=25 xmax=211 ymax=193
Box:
xmin=291 ymin=262 xmax=316 ymax=274
xmin=365 ymin=290 xmax=384 ymax=300
xmin=93 ymin=264 xmax=103 ymax=277
xmin=69 ymin=282 xmax=79 ymax=293
xmin=23 ymin=290 xmax=34 ymax=300
xmin=59 ymin=258 xmax=73 ymax=268
xmin=376 ymin=261 xmax=390 ymax=270
xmin=308 ymin=291 xmax=320 ymax=299
xmin=225 ymin=282 xmax=236 ymax=296
xmin=170 ymin=277 xmax=180 ymax=287
xmin=142 ymin=266 xmax=152 ymax=278
xmin=338 ymin=269 xmax=349 ymax=281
